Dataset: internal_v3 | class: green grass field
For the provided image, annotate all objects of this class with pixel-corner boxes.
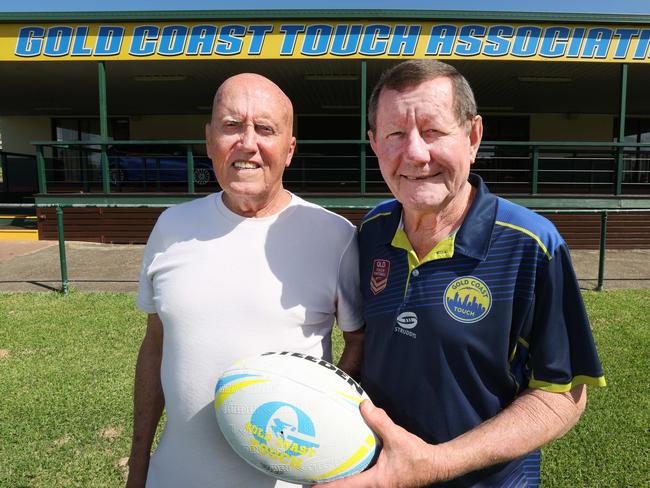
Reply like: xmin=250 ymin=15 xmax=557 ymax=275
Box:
xmin=0 ymin=290 xmax=648 ymax=487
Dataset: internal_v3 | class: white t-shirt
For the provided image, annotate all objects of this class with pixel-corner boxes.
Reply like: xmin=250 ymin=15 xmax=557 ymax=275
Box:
xmin=137 ymin=192 xmax=363 ymax=488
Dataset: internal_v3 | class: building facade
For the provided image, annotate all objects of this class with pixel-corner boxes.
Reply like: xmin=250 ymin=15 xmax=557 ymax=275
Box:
xmin=0 ymin=8 xmax=649 ymax=246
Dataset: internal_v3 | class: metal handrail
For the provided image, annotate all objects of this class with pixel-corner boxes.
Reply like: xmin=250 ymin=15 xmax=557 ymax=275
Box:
xmin=2 ymin=203 xmax=649 ymax=294
xmin=31 ymin=139 xmax=650 ymax=197
xmin=28 ymin=139 xmax=650 ymax=147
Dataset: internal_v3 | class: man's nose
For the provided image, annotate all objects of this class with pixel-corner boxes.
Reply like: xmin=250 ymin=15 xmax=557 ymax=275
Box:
xmin=238 ymin=124 xmax=257 ymax=151
xmin=404 ymin=130 xmax=430 ymax=164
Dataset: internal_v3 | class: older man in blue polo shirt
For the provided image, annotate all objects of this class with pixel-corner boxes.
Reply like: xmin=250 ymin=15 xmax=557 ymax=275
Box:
xmin=320 ymin=60 xmax=605 ymax=488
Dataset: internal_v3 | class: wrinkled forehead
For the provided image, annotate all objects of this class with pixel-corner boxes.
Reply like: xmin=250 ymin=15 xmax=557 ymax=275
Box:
xmin=382 ymin=77 xmax=453 ymax=105
xmin=213 ymin=78 xmax=293 ymax=126
xmin=376 ymin=78 xmax=456 ymax=121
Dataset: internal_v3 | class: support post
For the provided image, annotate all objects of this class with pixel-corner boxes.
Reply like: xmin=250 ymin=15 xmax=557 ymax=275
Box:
xmin=596 ymin=211 xmax=608 ymax=291
xmin=531 ymin=145 xmax=539 ymax=194
xmin=360 ymin=60 xmax=367 ymax=195
xmin=615 ymin=64 xmax=628 ymax=196
xmin=56 ymin=205 xmax=69 ymax=295
xmin=186 ymin=145 xmax=195 ymax=193
xmin=98 ymin=61 xmax=110 ymax=193
xmin=36 ymin=146 xmax=47 ymax=193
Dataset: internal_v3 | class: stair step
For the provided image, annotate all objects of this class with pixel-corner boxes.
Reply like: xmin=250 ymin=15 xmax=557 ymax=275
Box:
xmin=0 ymin=229 xmax=38 ymax=241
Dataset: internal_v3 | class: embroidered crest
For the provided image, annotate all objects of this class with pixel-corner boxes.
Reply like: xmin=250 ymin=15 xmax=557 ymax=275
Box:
xmin=370 ymin=259 xmax=390 ymax=295
xmin=443 ymin=276 xmax=492 ymax=324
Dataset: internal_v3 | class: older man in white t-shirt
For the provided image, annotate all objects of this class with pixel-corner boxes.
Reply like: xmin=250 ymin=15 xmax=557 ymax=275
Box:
xmin=126 ymin=73 xmax=364 ymax=488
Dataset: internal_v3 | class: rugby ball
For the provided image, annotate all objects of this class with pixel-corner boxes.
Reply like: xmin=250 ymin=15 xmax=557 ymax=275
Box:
xmin=214 ymin=351 xmax=379 ymax=484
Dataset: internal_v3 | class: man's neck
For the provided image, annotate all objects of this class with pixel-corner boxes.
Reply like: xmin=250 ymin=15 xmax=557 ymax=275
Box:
xmin=402 ymin=184 xmax=476 ymax=260
xmin=222 ymin=189 xmax=292 ymax=218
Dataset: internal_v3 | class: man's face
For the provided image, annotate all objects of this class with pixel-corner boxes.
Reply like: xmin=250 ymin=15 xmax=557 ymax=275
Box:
xmin=205 ymin=76 xmax=295 ymax=211
xmin=369 ymin=77 xmax=482 ymax=214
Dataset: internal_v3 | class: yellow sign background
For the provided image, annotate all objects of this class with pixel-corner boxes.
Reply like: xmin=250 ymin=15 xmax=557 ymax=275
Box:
xmin=1 ymin=20 xmax=649 ymax=62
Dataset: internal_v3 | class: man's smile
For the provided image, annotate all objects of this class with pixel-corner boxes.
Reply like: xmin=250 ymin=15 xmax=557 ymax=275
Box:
xmin=232 ymin=161 xmax=261 ymax=169
xmin=401 ymin=172 xmax=442 ymax=181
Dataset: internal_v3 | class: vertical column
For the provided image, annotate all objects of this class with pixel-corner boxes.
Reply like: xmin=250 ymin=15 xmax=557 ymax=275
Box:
xmin=360 ymin=61 xmax=367 ymax=195
xmin=36 ymin=146 xmax=48 ymax=193
xmin=597 ymin=211 xmax=608 ymax=291
xmin=531 ymin=145 xmax=539 ymax=195
xmin=186 ymin=145 xmax=195 ymax=193
xmin=98 ymin=61 xmax=110 ymax=193
xmin=56 ymin=205 xmax=69 ymax=295
xmin=615 ymin=64 xmax=628 ymax=196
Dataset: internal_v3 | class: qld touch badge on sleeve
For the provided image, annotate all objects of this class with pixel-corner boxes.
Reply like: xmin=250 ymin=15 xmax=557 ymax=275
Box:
xmin=370 ymin=259 xmax=390 ymax=295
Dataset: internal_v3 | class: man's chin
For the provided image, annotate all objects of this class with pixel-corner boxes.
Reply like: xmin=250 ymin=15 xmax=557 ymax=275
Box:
xmin=224 ymin=182 xmax=266 ymax=197
xmin=399 ymin=191 xmax=457 ymax=213
xmin=398 ymin=189 xmax=446 ymax=206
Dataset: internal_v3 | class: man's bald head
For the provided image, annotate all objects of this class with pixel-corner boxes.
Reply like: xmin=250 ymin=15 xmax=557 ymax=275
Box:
xmin=204 ymin=72 xmax=297 ymax=217
xmin=212 ymin=73 xmax=294 ymax=132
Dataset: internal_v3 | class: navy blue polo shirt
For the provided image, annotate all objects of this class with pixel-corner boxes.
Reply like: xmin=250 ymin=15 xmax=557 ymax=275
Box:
xmin=359 ymin=174 xmax=605 ymax=487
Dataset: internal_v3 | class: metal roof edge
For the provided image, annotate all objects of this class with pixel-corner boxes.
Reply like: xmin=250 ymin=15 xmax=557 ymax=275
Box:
xmin=1 ymin=10 xmax=649 ymax=24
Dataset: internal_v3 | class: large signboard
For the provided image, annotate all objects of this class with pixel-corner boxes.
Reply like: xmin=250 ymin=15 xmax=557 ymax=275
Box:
xmin=1 ymin=21 xmax=649 ymax=62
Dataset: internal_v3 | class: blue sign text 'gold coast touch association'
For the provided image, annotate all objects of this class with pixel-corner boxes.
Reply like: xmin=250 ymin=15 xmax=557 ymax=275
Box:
xmin=2 ymin=21 xmax=650 ymax=62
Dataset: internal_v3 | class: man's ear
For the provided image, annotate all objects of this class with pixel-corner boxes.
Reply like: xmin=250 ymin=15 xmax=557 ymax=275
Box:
xmin=368 ymin=129 xmax=377 ymax=154
xmin=285 ymin=136 xmax=296 ymax=168
xmin=468 ymin=115 xmax=483 ymax=165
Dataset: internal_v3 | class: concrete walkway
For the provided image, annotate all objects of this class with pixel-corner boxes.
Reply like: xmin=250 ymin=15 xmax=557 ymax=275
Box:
xmin=0 ymin=241 xmax=144 ymax=292
xmin=0 ymin=241 xmax=648 ymax=292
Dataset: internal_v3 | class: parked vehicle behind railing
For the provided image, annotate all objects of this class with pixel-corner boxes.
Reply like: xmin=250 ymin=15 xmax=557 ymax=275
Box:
xmin=107 ymin=145 xmax=215 ymax=187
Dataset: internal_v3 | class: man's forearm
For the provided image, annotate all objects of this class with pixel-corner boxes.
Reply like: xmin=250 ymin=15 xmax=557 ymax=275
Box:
xmin=317 ymin=385 xmax=588 ymax=488
xmin=127 ymin=315 xmax=165 ymax=487
xmin=129 ymin=340 xmax=164 ymax=461
xmin=337 ymin=327 xmax=364 ymax=380
xmin=435 ymin=385 xmax=587 ymax=480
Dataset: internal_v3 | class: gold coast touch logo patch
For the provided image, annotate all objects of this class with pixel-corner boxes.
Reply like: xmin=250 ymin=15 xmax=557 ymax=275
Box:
xmin=444 ymin=276 xmax=491 ymax=324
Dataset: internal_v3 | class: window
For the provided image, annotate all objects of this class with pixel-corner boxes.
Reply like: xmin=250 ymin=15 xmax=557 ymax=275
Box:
xmin=49 ymin=118 xmax=129 ymax=190
xmin=289 ymin=115 xmax=362 ymax=193
xmin=475 ymin=115 xmax=530 ymax=193
xmin=619 ymin=118 xmax=650 ymax=189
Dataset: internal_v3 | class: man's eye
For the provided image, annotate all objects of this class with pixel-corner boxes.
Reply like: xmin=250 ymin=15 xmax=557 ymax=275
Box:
xmin=387 ymin=131 xmax=403 ymax=138
xmin=223 ymin=121 xmax=240 ymax=129
xmin=421 ymin=129 xmax=444 ymax=140
xmin=258 ymin=125 xmax=275 ymax=135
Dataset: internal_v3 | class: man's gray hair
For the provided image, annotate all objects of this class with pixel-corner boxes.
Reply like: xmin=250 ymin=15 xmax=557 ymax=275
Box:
xmin=368 ymin=60 xmax=477 ymax=132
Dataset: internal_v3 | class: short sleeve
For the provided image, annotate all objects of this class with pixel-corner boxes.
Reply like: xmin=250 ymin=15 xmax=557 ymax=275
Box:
xmin=136 ymin=216 xmax=165 ymax=314
xmin=335 ymin=231 xmax=364 ymax=332
xmin=527 ymin=243 xmax=606 ymax=392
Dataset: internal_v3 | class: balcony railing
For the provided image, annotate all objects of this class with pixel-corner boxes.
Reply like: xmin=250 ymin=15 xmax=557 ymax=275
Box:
xmin=31 ymin=139 xmax=650 ymax=196
xmin=6 ymin=202 xmax=644 ymax=294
